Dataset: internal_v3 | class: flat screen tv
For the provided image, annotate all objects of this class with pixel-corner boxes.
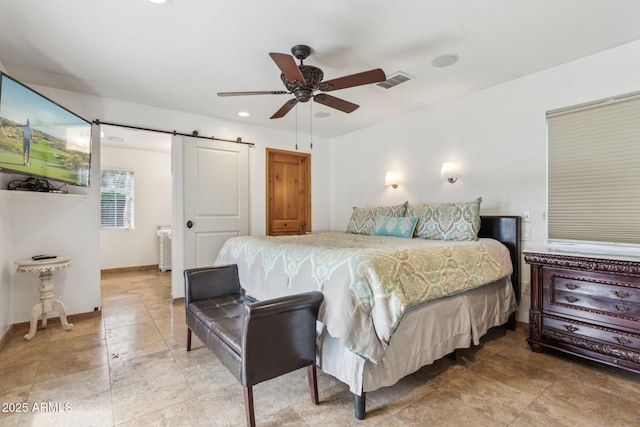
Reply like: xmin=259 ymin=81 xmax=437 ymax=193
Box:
xmin=0 ymin=72 xmax=92 ymax=187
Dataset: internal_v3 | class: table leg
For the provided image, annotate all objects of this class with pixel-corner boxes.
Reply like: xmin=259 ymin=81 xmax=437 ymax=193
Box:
xmin=52 ymin=299 xmax=73 ymax=331
xmin=24 ymin=302 xmax=44 ymax=340
xmin=37 ymin=271 xmax=53 ymax=333
xmin=23 ymin=269 xmax=74 ymax=340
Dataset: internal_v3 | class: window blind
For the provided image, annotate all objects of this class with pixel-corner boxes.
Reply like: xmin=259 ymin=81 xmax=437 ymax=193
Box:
xmin=100 ymin=169 xmax=134 ymax=230
xmin=547 ymin=92 xmax=640 ymax=245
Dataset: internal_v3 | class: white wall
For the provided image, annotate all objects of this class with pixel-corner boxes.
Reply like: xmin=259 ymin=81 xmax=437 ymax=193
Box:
xmin=330 ymin=39 xmax=640 ymax=323
xmin=100 ymin=145 xmax=172 ymax=269
xmin=0 ymin=63 xmax=101 ymax=327
xmin=3 ymin=126 xmax=102 ymax=326
xmin=0 ymin=193 xmax=12 ymax=337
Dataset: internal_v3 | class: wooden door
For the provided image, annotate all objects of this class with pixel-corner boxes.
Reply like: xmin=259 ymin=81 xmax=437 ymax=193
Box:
xmin=266 ymin=148 xmax=311 ymax=236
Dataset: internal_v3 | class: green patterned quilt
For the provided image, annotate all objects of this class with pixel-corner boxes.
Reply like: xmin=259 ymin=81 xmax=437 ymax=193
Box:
xmin=216 ymin=232 xmax=512 ymax=362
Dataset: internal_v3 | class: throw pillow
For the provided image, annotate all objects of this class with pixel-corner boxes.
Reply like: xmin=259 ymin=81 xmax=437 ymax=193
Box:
xmin=346 ymin=202 xmax=408 ymax=235
xmin=408 ymin=197 xmax=482 ymax=241
xmin=371 ymin=215 xmax=418 ymax=238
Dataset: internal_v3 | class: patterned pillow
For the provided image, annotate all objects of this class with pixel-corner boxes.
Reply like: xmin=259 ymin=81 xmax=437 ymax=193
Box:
xmin=346 ymin=202 xmax=408 ymax=235
xmin=372 ymin=215 xmax=418 ymax=238
xmin=408 ymin=197 xmax=482 ymax=241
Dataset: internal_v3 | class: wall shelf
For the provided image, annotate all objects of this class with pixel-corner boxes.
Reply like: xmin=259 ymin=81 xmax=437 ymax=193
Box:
xmin=0 ymin=189 xmax=89 ymax=200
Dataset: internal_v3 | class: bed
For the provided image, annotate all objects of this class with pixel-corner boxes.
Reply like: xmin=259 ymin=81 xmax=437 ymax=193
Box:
xmin=215 ymin=215 xmax=520 ymax=419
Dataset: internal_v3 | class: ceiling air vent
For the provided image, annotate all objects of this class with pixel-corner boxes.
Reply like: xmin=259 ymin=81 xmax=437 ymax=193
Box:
xmin=377 ymin=71 xmax=413 ymax=89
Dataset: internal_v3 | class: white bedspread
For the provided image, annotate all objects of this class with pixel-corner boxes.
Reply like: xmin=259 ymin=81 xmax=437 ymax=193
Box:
xmin=216 ymin=232 xmax=513 ymax=363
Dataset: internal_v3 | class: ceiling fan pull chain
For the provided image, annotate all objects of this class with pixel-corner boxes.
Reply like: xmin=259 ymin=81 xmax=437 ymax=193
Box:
xmin=295 ymin=104 xmax=298 ymax=150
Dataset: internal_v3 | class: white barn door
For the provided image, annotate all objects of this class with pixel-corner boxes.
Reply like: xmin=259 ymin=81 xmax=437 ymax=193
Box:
xmin=171 ymin=135 xmax=249 ymax=299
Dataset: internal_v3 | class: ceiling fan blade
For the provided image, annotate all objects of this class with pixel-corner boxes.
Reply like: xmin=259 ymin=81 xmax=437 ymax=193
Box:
xmin=270 ymin=99 xmax=299 ymax=119
xmin=269 ymin=53 xmax=307 ymax=85
xmin=217 ymin=90 xmax=289 ymax=97
xmin=313 ymin=93 xmax=359 ymax=113
xmin=320 ymin=68 xmax=386 ymax=92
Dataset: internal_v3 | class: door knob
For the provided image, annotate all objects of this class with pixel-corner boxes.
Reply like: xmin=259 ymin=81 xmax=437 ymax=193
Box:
xmin=186 ymin=220 xmax=193 ymax=229
xmin=301 ymin=222 xmax=306 ymax=228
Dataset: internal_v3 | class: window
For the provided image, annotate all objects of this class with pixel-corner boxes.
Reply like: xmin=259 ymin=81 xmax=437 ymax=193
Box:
xmin=547 ymin=92 xmax=640 ymax=246
xmin=100 ymin=169 xmax=134 ymax=230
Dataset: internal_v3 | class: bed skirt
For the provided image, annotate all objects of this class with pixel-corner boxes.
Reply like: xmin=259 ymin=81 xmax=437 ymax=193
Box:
xmin=317 ymin=277 xmax=516 ymax=394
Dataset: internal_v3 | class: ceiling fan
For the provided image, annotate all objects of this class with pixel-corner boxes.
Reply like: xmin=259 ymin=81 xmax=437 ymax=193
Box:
xmin=217 ymin=45 xmax=386 ymax=119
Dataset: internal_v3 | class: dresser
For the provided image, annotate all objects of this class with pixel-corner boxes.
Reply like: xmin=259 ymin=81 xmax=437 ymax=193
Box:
xmin=524 ymin=250 xmax=640 ymax=373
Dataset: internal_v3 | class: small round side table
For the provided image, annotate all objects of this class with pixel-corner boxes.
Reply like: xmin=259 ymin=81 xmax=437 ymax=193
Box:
xmin=15 ymin=256 xmax=74 ymax=340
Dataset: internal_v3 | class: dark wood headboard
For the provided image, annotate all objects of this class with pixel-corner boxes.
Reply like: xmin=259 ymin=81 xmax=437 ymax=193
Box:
xmin=479 ymin=216 xmax=521 ymax=305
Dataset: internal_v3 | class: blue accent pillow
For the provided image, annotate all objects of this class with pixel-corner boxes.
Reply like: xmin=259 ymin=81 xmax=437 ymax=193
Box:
xmin=372 ymin=215 xmax=418 ymax=238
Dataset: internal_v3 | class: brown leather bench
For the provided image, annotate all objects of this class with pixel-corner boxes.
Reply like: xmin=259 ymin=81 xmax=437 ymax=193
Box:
xmin=184 ymin=264 xmax=323 ymax=427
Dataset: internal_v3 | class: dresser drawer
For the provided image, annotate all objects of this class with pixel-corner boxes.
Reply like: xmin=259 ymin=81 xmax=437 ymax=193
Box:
xmin=543 ymin=314 xmax=640 ymax=352
xmin=543 ymin=268 xmax=640 ymax=323
xmin=551 ymin=273 xmax=640 ymax=302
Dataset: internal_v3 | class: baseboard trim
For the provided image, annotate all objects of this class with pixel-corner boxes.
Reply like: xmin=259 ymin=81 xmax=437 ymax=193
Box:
xmin=100 ymin=265 xmax=160 ymax=276
xmin=10 ymin=310 xmax=102 ymax=335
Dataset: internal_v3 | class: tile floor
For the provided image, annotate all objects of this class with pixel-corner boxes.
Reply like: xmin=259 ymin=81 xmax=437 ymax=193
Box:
xmin=1 ymin=269 xmax=640 ymax=426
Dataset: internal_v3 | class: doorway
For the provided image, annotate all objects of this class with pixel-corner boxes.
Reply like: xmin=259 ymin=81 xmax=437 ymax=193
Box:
xmin=99 ymin=124 xmax=172 ymax=271
xmin=266 ymin=148 xmax=311 ymax=236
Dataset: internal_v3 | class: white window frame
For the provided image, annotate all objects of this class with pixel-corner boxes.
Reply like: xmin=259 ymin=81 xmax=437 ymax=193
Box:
xmin=100 ymin=169 xmax=134 ymax=230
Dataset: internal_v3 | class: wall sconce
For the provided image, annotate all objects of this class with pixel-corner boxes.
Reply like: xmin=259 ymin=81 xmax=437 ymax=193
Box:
xmin=385 ymin=171 xmax=400 ymax=189
xmin=440 ymin=162 xmax=460 ymax=183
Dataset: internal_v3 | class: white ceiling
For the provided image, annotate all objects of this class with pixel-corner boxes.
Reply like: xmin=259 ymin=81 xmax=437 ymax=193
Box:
xmin=1 ymin=0 xmax=640 ymax=141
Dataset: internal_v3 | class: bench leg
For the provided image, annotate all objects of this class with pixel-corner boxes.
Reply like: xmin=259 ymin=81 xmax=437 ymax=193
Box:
xmin=243 ymin=386 xmax=256 ymax=427
xmin=187 ymin=328 xmax=192 ymax=351
xmin=307 ymin=365 xmax=319 ymax=405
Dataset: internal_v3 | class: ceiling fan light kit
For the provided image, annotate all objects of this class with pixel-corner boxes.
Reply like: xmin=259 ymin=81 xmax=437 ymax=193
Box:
xmin=218 ymin=44 xmax=386 ymax=119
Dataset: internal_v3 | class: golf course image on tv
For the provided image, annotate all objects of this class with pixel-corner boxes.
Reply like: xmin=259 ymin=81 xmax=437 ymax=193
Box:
xmin=0 ymin=73 xmax=92 ymax=187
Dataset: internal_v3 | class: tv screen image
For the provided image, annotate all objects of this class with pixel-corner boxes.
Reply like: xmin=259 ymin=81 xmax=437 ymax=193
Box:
xmin=0 ymin=73 xmax=92 ymax=187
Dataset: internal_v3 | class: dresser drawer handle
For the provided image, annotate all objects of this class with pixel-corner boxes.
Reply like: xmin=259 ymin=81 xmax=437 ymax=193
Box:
xmin=565 ymin=283 xmax=580 ymax=290
xmin=612 ymin=304 xmax=631 ymax=313
xmin=612 ymin=290 xmax=631 ymax=299
xmin=563 ymin=325 xmax=579 ymax=333
xmin=613 ymin=336 xmax=633 ymax=346
xmin=564 ymin=296 xmax=579 ymax=303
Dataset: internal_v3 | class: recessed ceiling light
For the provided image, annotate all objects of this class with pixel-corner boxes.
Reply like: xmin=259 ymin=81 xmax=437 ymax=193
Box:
xmin=314 ymin=112 xmax=330 ymax=118
xmin=432 ymin=54 xmax=459 ymax=68
xmin=238 ymin=111 xmax=250 ymax=117
xmin=148 ymin=0 xmax=171 ymax=4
